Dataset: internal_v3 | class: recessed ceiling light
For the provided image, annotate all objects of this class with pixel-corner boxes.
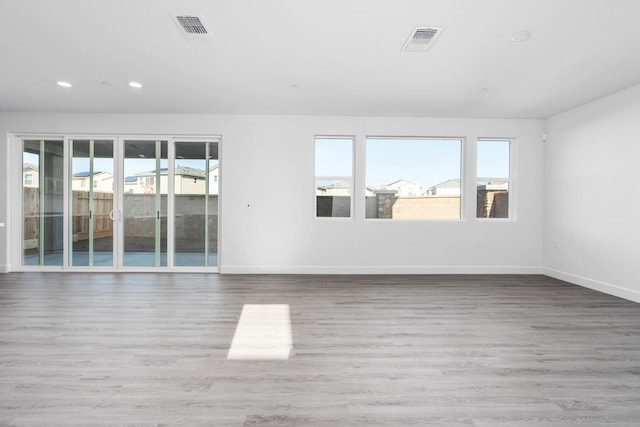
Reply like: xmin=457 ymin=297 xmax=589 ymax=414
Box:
xmin=56 ymin=81 xmax=72 ymax=88
xmin=510 ymin=30 xmax=531 ymax=42
xmin=290 ymin=84 xmax=300 ymax=90
xmin=100 ymin=81 xmax=112 ymax=87
xmin=479 ymin=88 xmax=488 ymax=94
xmin=129 ymin=81 xmax=143 ymax=89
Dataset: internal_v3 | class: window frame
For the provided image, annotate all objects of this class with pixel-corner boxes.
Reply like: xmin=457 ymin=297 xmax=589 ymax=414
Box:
xmin=313 ymin=135 xmax=355 ymax=220
xmin=476 ymin=138 xmax=514 ymax=221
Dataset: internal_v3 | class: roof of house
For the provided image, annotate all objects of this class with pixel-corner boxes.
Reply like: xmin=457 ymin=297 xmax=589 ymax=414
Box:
xmin=386 ymin=179 xmax=419 ymax=187
xmin=73 ymin=171 xmax=111 ymax=178
xmin=428 ymin=178 xmax=461 ymax=190
xmin=319 ymin=180 xmax=350 ymax=189
xmin=23 ymin=163 xmax=39 ymax=172
xmin=136 ymin=166 xmax=206 ymax=178
xmin=175 ymin=166 xmax=206 ymax=178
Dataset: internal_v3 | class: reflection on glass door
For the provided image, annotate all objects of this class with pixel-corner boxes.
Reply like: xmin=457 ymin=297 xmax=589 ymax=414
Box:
xmin=123 ymin=140 xmax=168 ymax=267
xmin=69 ymin=139 xmax=115 ymax=266
xmin=22 ymin=139 xmax=64 ymax=265
xmin=174 ymin=141 xmax=219 ymax=267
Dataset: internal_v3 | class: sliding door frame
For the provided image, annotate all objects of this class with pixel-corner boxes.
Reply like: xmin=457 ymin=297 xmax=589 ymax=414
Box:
xmin=171 ymin=137 xmax=221 ymax=271
xmin=66 ymin=135 xmax=119 ymax=271
xmin=10 ymin=133 xmax=221 ymax=273
xmin=14 ymin=135 xmax=66 ymax=270
xmin=119 ymin=137 xmax=171 ymax=271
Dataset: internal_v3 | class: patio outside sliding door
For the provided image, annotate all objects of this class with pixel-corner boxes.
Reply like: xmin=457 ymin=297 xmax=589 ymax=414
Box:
xmin=122 ymin=140 xmax=168 ymax=267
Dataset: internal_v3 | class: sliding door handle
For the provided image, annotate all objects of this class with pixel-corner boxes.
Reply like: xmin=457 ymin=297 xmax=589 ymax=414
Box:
xmin=109 ymin=210 xmax=123 ymax=221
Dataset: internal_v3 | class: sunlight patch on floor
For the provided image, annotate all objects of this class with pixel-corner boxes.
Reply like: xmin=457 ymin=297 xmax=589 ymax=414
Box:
xmin=227 ymin=304 xmax=293 ymax=360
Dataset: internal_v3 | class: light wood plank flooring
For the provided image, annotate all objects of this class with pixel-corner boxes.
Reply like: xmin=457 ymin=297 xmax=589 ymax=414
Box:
xmin=1 ymin=273 xmax=639 ymax=426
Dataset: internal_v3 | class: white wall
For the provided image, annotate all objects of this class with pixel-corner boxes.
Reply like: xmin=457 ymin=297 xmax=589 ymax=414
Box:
xmin=0 ymin=113 xmax=544 ymax=273
xmin=544 ymin=83 xmax=640 ymax=302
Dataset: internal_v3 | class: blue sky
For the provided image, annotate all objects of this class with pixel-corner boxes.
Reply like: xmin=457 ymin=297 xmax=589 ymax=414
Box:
xmin=477 ymin=140 xmax=510 ymax=178
xmin=366 ymin=138 xmax=461 ymax=190
xmin=316 ymin=137 xmax=510 ymax=192
xmin=26 ymin=138 xmax=508 ymax=190
xmin=25 ymin=151 xmax=219 ymax=178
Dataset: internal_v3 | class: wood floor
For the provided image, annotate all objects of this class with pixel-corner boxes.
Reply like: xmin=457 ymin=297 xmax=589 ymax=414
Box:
xmin=1 ymin=273 xmax=639 ymax=426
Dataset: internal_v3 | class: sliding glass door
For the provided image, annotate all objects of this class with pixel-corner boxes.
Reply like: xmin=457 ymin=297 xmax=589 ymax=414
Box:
xmin=122 ymin=140 xmax=168 ymax=267
xmin=174 ymin=140 xmax=219 ymax=266
xmin=22 ymin=139 xmax=64 ymax=266
xmin=18 ymin=135 xmax=220 ymax=271
xmin=69 ymin=139 xmax=115 ymax=266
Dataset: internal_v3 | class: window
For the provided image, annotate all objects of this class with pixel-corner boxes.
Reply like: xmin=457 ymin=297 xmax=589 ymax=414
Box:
xmin=24 ymin=173 xmax=33 ymax=186
xmin=314 ymin=136 xmax=353 ymax=218
xmin=365 ymin=137 xmax=462 ymax=220
xmin=476 ymin=139 xmax=511 ymax=219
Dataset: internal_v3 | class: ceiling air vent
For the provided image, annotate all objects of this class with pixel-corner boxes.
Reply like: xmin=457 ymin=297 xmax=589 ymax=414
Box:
xmin=175 ymin=15 xmax=208 ymax=35
xmin=402 ymin=26 xmax=444 ymax=52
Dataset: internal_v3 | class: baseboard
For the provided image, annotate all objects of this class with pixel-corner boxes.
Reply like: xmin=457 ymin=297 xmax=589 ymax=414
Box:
xmin=0 ymin=265 xmax=9 ymax=273
xmin=221 ymin=265 xmax=544 ymax=275
xmin=544 ymin=268 xmax=640 ymax=303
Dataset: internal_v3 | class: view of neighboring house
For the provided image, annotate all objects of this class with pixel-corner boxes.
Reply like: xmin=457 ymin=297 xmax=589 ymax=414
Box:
xmin=128 ymin=168 xmax=169 ymax=194
xmin=24 ymin=162 xmax=219 ymax=195
xmin=23 ymin=163 xmax=39 ymax=188
xmin=124 ymin=175 xmax=138 ymax=193
xmin=317 ymin=180 xmax=351 ymax=196
xmin=125 ymin=166 xmax=220 ymax=195
xmin=380 ymin=179 xmax=421 ymax=196
xmin=317 ymin=180 xmax=375 ymax=196
xmin=72 ymin=171 xmax=114 ymax=192
xmin=425 ymin=178 xmax=461 ymax=196
xmin=171 ymin=166 xmax=206 ymax=195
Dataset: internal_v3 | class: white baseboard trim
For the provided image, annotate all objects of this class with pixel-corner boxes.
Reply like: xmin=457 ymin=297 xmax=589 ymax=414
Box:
xmin=544 ymin=268 xmax=640 ymax=303
xmin=0 ymin=265 xmax=10 ymax=273
xmin=220 ymin=265 xmax=543 ymax=275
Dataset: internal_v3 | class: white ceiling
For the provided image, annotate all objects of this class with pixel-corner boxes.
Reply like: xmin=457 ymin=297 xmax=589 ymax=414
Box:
xmin=1 ymin=0 xmax=640 ymax=119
